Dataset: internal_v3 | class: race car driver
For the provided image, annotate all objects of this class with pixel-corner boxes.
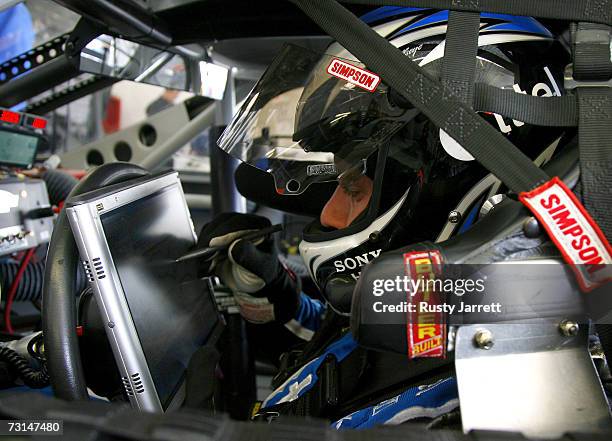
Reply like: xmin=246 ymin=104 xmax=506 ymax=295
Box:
xmin=197 ymin=6 xmax=572 ymax=426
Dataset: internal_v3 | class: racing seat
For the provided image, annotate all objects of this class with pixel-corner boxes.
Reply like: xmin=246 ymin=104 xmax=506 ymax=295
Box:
xmin=351 ymin=140 xmax=612 ymax=436
xmin=264 ymin=140 xmax=610 ymax=426
xmin=353 ymin=141 xmax=581 ymax=352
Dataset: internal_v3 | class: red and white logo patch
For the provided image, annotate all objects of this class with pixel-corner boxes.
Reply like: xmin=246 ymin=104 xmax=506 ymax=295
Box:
xmin=403 ymin=250 xmax=446 ymax=359
xmin=327 ymin=59 xmax=381 ymax=92
xmin=519 ymin=177 xmax=612 ymax=292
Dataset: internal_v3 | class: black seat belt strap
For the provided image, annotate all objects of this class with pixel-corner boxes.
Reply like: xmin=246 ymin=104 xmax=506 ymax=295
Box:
xmin=290 ymin=0 xmax=549 ymax=194
xmin=290 ymin=0 xmax=612 ymax=291
xmin=573 ymin=23 xmax=612 ymax=80
xmin=576 ymin=88 xmax=612 ymax=240
xmin=571 ymin=23 xmax=612 ymax=240
xmin=570 ymin=21 xmax=612 ymax=366
xmin=441 ymin=10 xmax=480 ymax=106
xmin=338 ymin=0 xmax=612 ymax=26
xmin=474 ymin=84 xmax=578 ymax=127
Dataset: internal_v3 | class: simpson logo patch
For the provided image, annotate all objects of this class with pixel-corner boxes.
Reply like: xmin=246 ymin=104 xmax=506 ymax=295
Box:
xmin=403 ymin=250 xmax=446 ymax=359
xmin=327 ymin=59 xmax=381 ymax=92
xmin=519 ymin=177 xmax=612 ymax=292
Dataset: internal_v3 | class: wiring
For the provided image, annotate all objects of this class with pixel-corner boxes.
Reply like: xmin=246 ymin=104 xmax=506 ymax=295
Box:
xmin=0 ymin=346 xmax=49 ymax=388
xmin=4 ymin=248 xmax=36 ymax=334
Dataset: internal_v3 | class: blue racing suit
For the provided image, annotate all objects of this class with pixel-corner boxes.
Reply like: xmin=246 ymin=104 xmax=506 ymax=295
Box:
xmin=262 ymin=294 xmax=459 ymax=429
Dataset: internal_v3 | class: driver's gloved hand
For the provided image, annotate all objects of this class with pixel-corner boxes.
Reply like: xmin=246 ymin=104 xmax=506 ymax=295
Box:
xmin=197 ymin=213 xmax=301 ymax=324
xmin=196 ymin=212 xmax=270 ymax=275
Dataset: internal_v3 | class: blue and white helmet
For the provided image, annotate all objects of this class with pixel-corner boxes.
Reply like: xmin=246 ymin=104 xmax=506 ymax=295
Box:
xmin=220 ymin=7 xmax=570 ymax=313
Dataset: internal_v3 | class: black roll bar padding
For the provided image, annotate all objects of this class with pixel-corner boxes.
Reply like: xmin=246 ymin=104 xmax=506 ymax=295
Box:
xmin=337 ymin=0 xmax=612 ymax=26
xmin=0 ymin=17 xmax=101 ymax=108
xmin=26 ymin=76 xmax=119 ymax=116
xmin=53 ymin=0 xmax=172 ymax=47
xmin=0 ymin=57 xmax=80 ymax=109
xmin=43 ymin=163 xmax=149 ymax=401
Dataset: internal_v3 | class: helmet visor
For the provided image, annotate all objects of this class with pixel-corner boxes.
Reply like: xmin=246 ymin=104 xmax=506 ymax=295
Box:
xmin=218 ymin=44 xmax=415 ymax=195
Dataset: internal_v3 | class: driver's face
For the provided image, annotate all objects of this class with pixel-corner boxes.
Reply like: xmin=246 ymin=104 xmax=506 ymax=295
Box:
xmin=320 ymin=173 xmax=373 ymax=230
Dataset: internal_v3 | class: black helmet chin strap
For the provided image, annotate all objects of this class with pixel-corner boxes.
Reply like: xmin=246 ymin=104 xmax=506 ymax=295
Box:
xmin=289 ymin=0 xmax=612 ymax=291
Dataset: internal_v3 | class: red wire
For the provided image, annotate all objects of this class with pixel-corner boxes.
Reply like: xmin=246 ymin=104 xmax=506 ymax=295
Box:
xmin=4 ymin=248 xmax=36 ymax=334
xmin=52 ymin=200 xmax=65 ymax=214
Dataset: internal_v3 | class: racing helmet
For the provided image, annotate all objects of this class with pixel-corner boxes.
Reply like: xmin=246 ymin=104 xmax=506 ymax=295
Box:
xmin=218 ymin=7 xmax=571 ymax=314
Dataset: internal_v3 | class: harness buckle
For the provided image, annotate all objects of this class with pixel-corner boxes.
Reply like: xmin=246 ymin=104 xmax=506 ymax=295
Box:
xmin=565 ymin=64 xmax=612 ymax=90
xmin=565 ymin=26 xmax=612 ymax=90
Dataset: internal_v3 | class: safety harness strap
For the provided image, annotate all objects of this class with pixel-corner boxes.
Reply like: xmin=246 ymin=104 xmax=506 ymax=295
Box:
xmin=474 ymin=84 xmax=578 ymax=127
xmin=337 ymin=0 xmax=612 ymax=26
xmin=440 ymin=10 xmax=480 ymax=163
xmin=574 ymin=23 xmax=612 ymax=80
xmin=573 ymin=23 xmax=612 ymax=240
xmin=290 ymin=0 xmax=612 ymax=290
xmin=570 ymin=20 xmax=612 ymax=364
xmin=441 ymin=11 xmax=480 ymax=106
xmin=291 ymin=0 xmax=549 ymax=194
xmin=577 ymin=88 xmax=612 ymax=239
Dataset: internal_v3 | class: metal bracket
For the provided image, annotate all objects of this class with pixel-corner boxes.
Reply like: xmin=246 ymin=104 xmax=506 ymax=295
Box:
xmin=456 ymin=323 xmax=611 ymax=437
xmin=58 ymin=97 xmax=215 ymax=174
xmin=64 ymin=17 xmax=107 ymax=62
xmin=565 ymin=64 xmax=612 ymax=90
xmin=575 ymin=27 xmax=611 ymax=45
xmin=0 ymin=34 xmax=70 ymax=85
xmin=566 ymin=24 xmax=612 ymax=89
xmin=58 ymin=99 xmax=191 ymax=169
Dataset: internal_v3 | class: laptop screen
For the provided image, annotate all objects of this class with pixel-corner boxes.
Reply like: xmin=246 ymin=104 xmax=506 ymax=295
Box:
xmin=100 ymin=184 xmax=217 ymax=409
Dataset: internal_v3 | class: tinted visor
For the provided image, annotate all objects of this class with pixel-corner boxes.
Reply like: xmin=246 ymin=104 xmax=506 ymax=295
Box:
xmin=218 ymin=44 xmax=415 ymax=195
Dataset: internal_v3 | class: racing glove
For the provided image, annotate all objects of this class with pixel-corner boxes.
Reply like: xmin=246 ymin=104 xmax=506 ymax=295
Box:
xmin=197 ymin=213 xmax=301 ymax=325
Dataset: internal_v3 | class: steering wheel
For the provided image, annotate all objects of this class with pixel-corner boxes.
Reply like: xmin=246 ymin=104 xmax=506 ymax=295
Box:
xmin=42 ymin=163 xmax=149 ymax=400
